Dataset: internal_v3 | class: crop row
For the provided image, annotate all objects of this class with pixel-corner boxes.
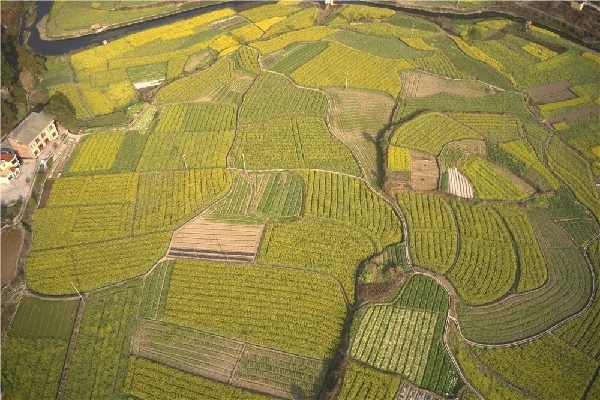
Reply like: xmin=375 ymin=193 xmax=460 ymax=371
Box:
xmin=252 ymin=26 xmax=337 ymax=54
xmin=494 ymin=205 xmax=547 ymax=292
xmin=158 ymin=57 xmax=251 ymax=104
xmin=263 ymin=41 xmax=328 ymax=75
xmin=499 ymin=139 xmax=558 ymax=189
xmin=8 ymin=296 xmax=79 ymax=340
xmin=124 ymin=356 xmax=268 ymax=400
xmin=155 ymin=102 xmax=236 ymax=133
xmin=457 ymin=208 xmax=592 ymax=344
xmin=555 ymin=241 xmax=600 ymax=360
xmin=63 ymin=282 xmax=141 ymax=399
xmin=410 ymin=52 xmax=469 ymax=79
xmin=460 ymin=157 xmax=529 ymax=201
xmin=128 ymin=104 xmax=157 ymax=133
xmin=291 ymin=40 xmax=410 ymax=96
xmin=26 ymin=232 xmax=170 ymax=295
xmin=230 ymin=117 xmax=360 ymax=175
xmin=234 ymin=46 xmax=260 ymax=74
xmin=207 ymin=171 xmax=303 ymax=223
xmin=258 ymin=219 xmax=374 ymax=301
xmin=351 ymin=306 xmax=438 ymax=383
xmin=449 ymin=36 xmax=515 ymax=85
xmin=46 ymin=172 xmax=138 ymax=207
xmin=136 ymin=128 xmax=234 ymax=172
xmin=390 ymin=112 xmax=479 ymax=155
xmin=32 ymin=203 xmax=134 ymax=250
xmin=395 ymin=274 xmax=449 ymax=313
xmin=449 ymin=202 xmax=517 ymax=304
xmin=387 ymin=146 xmax=411 ymax=171
xmin=301 ymin=170 xmax=401 ymax=251
xmin=239 ymin=72 xmax=327 ymax=124
xmin=449 ymin=112 xmax=524 ymax=142
xmin=1 ymin=336 xmax=69 ymax=399
xmin=337 ymin=361 xmax=401 ymax=400
xmin=343 ymin=21 xmax=435 ymax=41
xmin=397 ymin=193 xmax=458 ymax=274
xmin=139 ymin=261 xmax=174 ymax=320
xmin=547 ymin=137 xmax=600 ymax=221
xmin=67 ymin=132 xmax=126 ymax=173
xmin=234 ymin=344 xmax=329 ymax=398
xmin=164 ymin=259 xmax=347 ymax=359
xmin=133 ymin=318 xmax=329 ymax=399
xmin=472 ymin=334 xmax=597 ymax=400
xmin=263 ymin=7 xmax=317 ymax=38
xmin=133 ymin=169 xmax=231 ymax=233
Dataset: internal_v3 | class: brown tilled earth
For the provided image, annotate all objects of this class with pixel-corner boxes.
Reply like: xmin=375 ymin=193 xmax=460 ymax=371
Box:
xmin=170 ymin=217 xmax=265 ymax=256
xmin=410 ymin=150 xmax=440 ymax=191
xmin=527 ymin=81 xmax=575 ymax=103
xmin=402 ymin=71 xmax=489 ymax=98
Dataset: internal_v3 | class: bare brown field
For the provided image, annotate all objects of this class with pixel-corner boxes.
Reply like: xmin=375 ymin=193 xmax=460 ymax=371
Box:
xmin=1 ymin=227 xmax=23 ymax=284
xmin=410 ymin=151 xmax=439 ymax=191
xmin=527 ymin=80 xmax=575 ymax=104
xmin=401 ymin=71 xmax=489 ymax=98
xmin=546 ymin=106 xmax=600 ymax=124
xmin=133 ymin=319 xmax=243 ymax=382
xmin=169 ymin=217 xmax=265 ymax=262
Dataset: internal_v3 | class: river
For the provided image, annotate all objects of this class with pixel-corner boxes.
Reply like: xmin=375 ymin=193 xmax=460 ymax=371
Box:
xmin=22 ymin=0 xmax=595 ymax=56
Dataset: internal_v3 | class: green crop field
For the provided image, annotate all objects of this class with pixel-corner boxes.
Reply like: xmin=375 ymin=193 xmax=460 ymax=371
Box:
xmin=9 ymin=2 xmax=600 ymax=399
xmin=351 ymin=275 xmax=459 ymax=395
xmin=63 ymin=282 xmax=141 ymax=399
xmin=390 ymin=112 xmax=480 ymax=155
xmin=230 ymin=117 xmax=360 ymax=175
xmin=239 ymin=72 xmax=328 ymax=123
xmin=337 ymin=361 xmax=401 ymax=400
xmin=397 ymin=193 xmax=458 ymax=274
xmin=258 ymin=219 xmax=374 ymax=301
xmin=163 ymin=260 xmax=346 ymax=359
xmin=1 ymin=296 xmax=79 ymax=400
xmin=449 ymin=202 xmax=518 ymax=304
xmin=458 ymin=208 xmax=593 ymax=344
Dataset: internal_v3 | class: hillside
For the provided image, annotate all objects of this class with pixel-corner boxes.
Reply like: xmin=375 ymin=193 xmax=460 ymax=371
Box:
xmin=2 ymin=2 xmax=600 ymax=400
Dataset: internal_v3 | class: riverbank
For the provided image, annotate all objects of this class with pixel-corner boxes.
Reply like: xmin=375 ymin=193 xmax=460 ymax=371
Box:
xmin=36 ymin=1 xmax=225 ymax=41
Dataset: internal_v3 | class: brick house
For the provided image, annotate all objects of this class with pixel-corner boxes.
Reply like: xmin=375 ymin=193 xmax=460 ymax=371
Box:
xmin=7 ymin=112 xmax=59 ymax=159
xmin=0 ymin=153 xmax=20 ymax=184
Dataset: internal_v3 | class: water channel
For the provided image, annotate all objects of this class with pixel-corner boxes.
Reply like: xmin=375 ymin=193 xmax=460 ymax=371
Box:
xmin=22 ymin=0 xmax=595 ymax=56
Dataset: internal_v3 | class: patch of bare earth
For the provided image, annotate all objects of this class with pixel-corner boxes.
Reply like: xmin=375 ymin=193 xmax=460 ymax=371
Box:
xmin=168 ymin=217 xmax=265 ymax=262
xmin=527 ymin=80 xmax=576 ymax=104
xmin=401 ymin=71 xmax=489 ymax=98
xmin=410 ymin=150 xmax=439 ymax=191
xmin=546 ymin=106 xmax=600 ymax=124
xmin=1 ymin=226 xmax=23 ymax=284
xmin=184 ymin=50 xmax=212 ymax=73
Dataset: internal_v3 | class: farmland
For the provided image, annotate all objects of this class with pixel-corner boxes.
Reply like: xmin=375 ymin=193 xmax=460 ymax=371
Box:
xmin=6 ymin=2 xmax=600 ymax=400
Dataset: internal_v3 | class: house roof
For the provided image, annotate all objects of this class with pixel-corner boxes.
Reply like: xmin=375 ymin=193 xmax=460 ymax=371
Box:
xmin=0 ymin=153 xmax=16 ymax=162
xmin=9 ymin=112 xmax=55 ymax=145
xmin=1 ymin=167 xmax=16 ymax=177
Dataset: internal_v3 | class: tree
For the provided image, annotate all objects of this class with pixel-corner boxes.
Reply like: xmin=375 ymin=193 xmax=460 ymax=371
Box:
xmin=464 ymin=25 xmax=485 ymax=43
xmin=43 ymin=91 xmax=78 ymax=131
xmin=1 ymin=51 xmax=15 ymax=87
xmin=1 ymin=99 xmax=17 ymax=135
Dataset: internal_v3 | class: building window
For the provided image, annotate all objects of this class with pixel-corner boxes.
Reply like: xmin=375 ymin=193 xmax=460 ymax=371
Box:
xmin=35 ymin=138 xmax=41 ymax=144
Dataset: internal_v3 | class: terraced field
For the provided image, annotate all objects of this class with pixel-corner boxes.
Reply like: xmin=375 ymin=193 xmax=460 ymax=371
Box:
xmin=9 ymin=3 xmax=600 ymax=400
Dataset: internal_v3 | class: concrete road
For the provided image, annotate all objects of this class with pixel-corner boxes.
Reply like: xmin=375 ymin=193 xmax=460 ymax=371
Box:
xmin=1 ymin=160 xmax=38 ymax=207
